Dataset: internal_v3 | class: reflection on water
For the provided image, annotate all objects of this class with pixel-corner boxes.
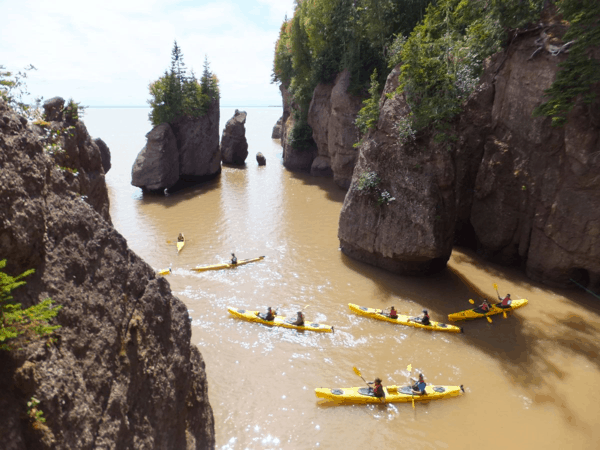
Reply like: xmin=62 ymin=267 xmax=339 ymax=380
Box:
xmin=82 ymin=107 xmax=600 ymax=449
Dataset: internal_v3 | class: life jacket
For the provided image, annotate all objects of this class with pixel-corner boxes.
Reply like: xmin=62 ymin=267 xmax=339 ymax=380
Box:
xmin=373 ymin=384 xmax=384 ymax=397
xmin=390 ymin=309 xmax=398 ymax=318
xmin=501 ymin=297 xmax=511 ymax=306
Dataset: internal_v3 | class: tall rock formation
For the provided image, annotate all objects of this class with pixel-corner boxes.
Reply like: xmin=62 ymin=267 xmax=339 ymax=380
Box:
xmin=307 ymin=70 xmax=362 ymax=188
xmin=338 ymin=22 xmax=600 ymax=290
xmin=278 ymin=71 xmax=363 ymax=188
xmin=220 ymin=109 xmax=248 ymax=165
xmin=0 ymin=98 xmax=215 ymax=449
xmin=131 ymin=99 xmax=220 ymax=193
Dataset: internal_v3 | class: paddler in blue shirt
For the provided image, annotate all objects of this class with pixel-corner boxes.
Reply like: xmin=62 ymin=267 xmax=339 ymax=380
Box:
xmin=411 ymin=373 xmax=427 ymax=395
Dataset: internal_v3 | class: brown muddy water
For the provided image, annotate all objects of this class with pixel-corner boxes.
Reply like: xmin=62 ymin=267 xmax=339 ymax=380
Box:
xmin=85 ymin=107 xmax=600 ymax=449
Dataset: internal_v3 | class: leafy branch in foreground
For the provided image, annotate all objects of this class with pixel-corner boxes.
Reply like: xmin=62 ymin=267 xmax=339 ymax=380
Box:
xmin=0 ymin=259 xmax=62 ymax=351
xmin=0 ymin=64 xmax=44 ymax=120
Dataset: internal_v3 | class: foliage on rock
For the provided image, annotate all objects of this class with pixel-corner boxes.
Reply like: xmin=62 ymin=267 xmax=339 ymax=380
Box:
xmin=355 ymin=69 xmax=380 ymax=136
xmin=0 ymin=260 xmax=61 ymax=351
xmin=394 ymin=0 xmax=545 ymax=135
xmin=148 ymin=41 xmax=219 ymax=126
xmin=534 ymin=0 xmax=600 ymax=126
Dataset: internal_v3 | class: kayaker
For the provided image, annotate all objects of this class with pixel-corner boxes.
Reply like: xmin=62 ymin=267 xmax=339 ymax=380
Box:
xmin=411 ymin=373 xmax=426 ymax=395
xmin=477 ymin=299 xmax=491 ymax=313
xmin=389 ymin=306 xmax=398 ymax=319
xmin=368 ymin=378 xmax=385 ymax=398
xmin=177 ymin=233 xmax=184 ymax=242
xmin=497 ymin=293 xmax=512 ymax=308
xmin=263 ymin=307 xmax=275 ymax=321
xmin=421 ymin=310 xmax=431 ymax=325
xmin=231 ymin=253 xmax=237 ymax=265
xmin=290 ymin=311 xmax=304 ymax=326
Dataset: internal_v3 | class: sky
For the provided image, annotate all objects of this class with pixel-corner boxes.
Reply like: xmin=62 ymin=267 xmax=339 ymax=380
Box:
xmin=1 ymin=0 xmax=296 ymax=107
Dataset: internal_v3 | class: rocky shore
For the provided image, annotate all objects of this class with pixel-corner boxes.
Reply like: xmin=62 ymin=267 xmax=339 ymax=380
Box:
xmin=0 ymin=97 xmax=215 ymax=449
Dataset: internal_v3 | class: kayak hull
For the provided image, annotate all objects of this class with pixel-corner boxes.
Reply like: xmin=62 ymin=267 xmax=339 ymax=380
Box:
xmin=315 ymin=384 xmax=464 ymax=404
xmin=448 ymin=299 xmax=528 ymax=321
xmin=228 ymin=307 xmax=333 ymax=333
xmin=177 ymin=240 xmax=185 ymax=253
xmin=348 ymin=304 xmax=462 ymax=333
xmin=193 ymin=256 xmax=265 ymax=272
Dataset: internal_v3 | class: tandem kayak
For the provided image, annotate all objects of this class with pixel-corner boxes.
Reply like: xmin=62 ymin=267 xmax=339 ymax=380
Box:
xmin=192 ymin=256 xmax=266 ymax=272
xmin=177 ymin=239 xmax=185 ymax=253
xmin=447 ymin=298 xmax=528 ymax=321
xmin=157 ymin=268 xmax=172 ymax=276
xmin=315 ymin=384 xmax=464 ymax=404
xmin=227 ymin=307 xmax=333 ymax=333
xmin=348 ymin=304 xmax=463 ymax=333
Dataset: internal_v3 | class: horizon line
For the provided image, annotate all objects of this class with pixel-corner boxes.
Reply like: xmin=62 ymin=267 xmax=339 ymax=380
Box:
xmin=85 ymin=105 xmax=282 ymax=108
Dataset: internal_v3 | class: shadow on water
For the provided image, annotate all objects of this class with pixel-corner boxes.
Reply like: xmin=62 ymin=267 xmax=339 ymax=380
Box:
xmin=137 ymin=175 xmax=222 ymax=207
xmin=340 ymin=247 xmax=600 ymax=429
xmin=287 ymin=171 xmax=347 ymax=203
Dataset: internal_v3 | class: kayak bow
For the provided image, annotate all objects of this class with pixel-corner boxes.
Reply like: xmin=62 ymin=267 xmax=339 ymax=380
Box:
xmin=193 ymin=256 xmax=266 ymax=272
xmin=227 ymin=307 xmax=333 ymax=333
xmin=348 ymin=304 xmax=462 ymax=333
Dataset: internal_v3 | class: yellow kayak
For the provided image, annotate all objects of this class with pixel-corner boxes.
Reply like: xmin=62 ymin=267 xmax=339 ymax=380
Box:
xmin=157 ymin=268 xmax=172 ymax=276
xmin=227 ymin=307 xmax=334 ymax=333
xmin=193 ymin=256 xmax=265 ymax=272
xmin=177 ymin=238 xmax=185 ymax=253
xmin=448 ymin=299 xmax=528 ymax=321
xmin=348 ymin=304 xmax=463 ymax=333
xmin=315 ymin=384 xmax=464 ymax=404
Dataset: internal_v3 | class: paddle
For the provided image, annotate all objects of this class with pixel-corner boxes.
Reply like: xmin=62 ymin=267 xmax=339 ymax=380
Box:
xmin=469 ymin=299 xmax=492 ymax=323
xmin=407 ymin=364 xmax=415 ymax=409
xmin=493 ymin=284 xmax=508 ymax=318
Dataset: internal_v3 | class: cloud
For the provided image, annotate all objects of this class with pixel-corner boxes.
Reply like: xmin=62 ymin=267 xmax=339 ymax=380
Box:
xmin=0 ymin=0 xmax=295 ymax=106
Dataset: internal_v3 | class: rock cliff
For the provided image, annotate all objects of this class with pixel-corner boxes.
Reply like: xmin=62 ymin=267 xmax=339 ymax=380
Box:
xmin=277 ymin=71 xmax=362 ymax=188
xmin=132 ymin=99 xmax=220 ymax=193
xmin=339 ymin=24 xmax=600 ymax=290
xmin=0 ymin=98 xmax=215 ymax=449
xmin=220 ymin=109 xmax=248 ymax=165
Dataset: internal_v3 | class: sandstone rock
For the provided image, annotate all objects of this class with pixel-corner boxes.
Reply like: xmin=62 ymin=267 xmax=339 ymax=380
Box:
xmin=310 ymin=155 xmax=333 ymax=177
xmin=43 ymin=97 xmax=65 ymax=121
xmin=221 ymin=109 xmax=248 ymax=165
xmin=131 ymin=123 xmax=179 ymax=192
xmin=94 ymin=137 xmax=111 ymax=174
xmin=0 ymin=98 xmax=215 ymax=449
xmin=256 ymin=152 xmax=266 ymax=166
xmin=338 ymin=22 xmax=600 ymax=289
xmin=271 ymin=116 xmax=282 ymax=139
xmin=307 ymin=69 xmax=363 ymax=189
xmin=171 ymin=98 xmax=221 ymax=179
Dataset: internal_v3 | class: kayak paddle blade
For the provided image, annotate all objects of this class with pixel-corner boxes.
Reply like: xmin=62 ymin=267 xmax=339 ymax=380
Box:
xmin=487 ymin=316 xmax=492 ymax=323
xmin=353 ymin=366 xmax=362 ymax=378
xmin=468 ymin=299 xmax=475 ymax=304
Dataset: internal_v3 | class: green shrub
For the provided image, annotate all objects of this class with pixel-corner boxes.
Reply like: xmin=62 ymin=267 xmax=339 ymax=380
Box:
xmin=534 ymin=0 xmax=600 ymax=126
xmin=0 ymin=260 xmax=62 ymax=351
xmin=355 ymin=69 xmax=380 ymax=136
xmin=354 ymin=171 xmax=381 ymax=193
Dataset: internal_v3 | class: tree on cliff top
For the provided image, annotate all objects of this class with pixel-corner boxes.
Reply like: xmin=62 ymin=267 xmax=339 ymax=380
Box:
xmin=0 ymin=260 xmax=62 ymax=351
xmin=148 ymin=41 xmax=219 ymax=126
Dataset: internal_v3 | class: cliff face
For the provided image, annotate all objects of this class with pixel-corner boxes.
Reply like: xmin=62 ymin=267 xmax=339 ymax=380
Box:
xmin=338 ymin=66 xmax=456 ymax=274
xmin=132 ymin=98 xmax=221 ymax=193
xmin=0 ymin=98 xmax=215 ymax=449
xmin=307 ymin=70 xmax=362 ymax=189
xmin=278 ymin=72 xmax=362 ymax=188
xmin=339 ymin=26 xmax=600 ymax=289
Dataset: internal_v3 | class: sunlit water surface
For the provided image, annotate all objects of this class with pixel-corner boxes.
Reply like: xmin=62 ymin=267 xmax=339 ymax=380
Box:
xmin=84 ymin=106 xmax=600 ymax=449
